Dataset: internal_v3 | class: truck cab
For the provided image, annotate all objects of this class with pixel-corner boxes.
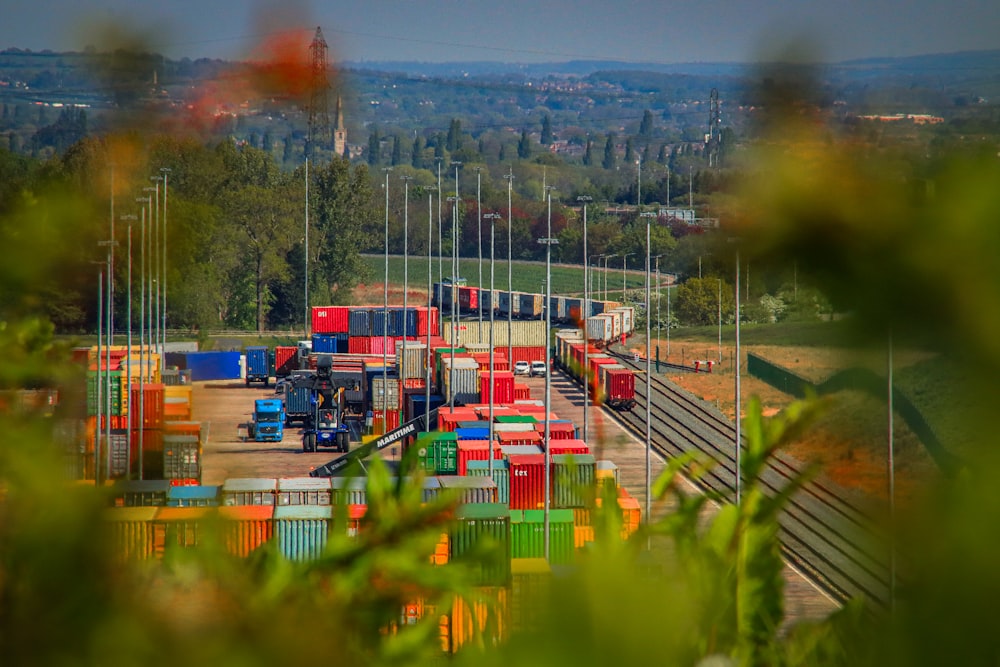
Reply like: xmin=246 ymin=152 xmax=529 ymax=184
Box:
xmin=302 ymin=390 xmax=351 ymax=453
xmin=249 ymin=398 xmax=285 ymax=442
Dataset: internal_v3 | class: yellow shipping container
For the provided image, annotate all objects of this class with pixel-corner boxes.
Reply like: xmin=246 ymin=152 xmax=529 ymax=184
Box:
xmin=103 ymin=507 xmax=159 ymax=562
xmin=444 ymin=586 xmax=508 ymax=653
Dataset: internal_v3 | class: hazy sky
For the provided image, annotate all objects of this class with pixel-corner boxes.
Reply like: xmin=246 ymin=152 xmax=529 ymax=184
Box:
xmin=3 ymin=0 xmax=998 ymax=64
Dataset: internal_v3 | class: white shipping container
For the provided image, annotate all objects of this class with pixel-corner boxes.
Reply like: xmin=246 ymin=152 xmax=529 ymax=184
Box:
xmin=441 ymin=358 xmax=481 ymax=403
xmin=586 ymin=315 xmax=614 ymax=342
xmin=396 ymin=341 xmax=427 ymax=380
xmin=604 ymin=311 xmax=623 ymax=339
xmin=371 ymin=377 xmax=401 ymax=411
xmin=493 ymin=423 xmax=537 ymax=433
xmin=610 ymin=306 xmax=635 ymax=336
xmin=442 ymin=319 xmax=547 ymax=347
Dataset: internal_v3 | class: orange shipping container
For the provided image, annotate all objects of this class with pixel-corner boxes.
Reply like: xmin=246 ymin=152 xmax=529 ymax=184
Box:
xmin=445 ymin=587 xmax=509 ymax=653
xmin=220 ymin=505 xmax=274 ymax=558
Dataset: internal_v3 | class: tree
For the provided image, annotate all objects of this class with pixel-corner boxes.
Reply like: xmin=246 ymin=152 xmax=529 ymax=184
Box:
xmin=624 ymin=137 xmax=634 ymax=163
xmin=517 ymin=129 xmax=531 ymax=159
xmin=312 ymin=157 xmax=378 ymax=304
xmin=673 ymin=276 xmax=734 ymax=326
xmin=583 ymin=139 xmax=593 ymax=166
xmin=602 ymin=134 xmax=616 ymax=170
xmin=411 ymin=136 xmax=423 ymax=169
xmin=639 ymin=109 xmax=654 ymax=137
xmin=446 ymin=119 xmax=461 ymax=152
xmin=391 ymin=135 xmax=401 ymax=166
xmin=541 ymin=114 xmax=553 ymax=145
xmin=367 ymin=129 xmax=380 ymax=166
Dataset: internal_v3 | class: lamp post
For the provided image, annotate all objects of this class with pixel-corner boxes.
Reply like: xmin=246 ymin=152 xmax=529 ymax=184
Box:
xmin=159 ymin=168 xmax=170 ymax=354
xmin=644 ymin=208 xmax=652 ymax=526
xmin=135 ymin=196 xmax=150 ymax=479
xmin=121 ymin=213 xmax=137 ymax=476
xmin=380 ymin=167 xmax=392 ymax=432
xmin=622 ymin=252 xmax=634 ymax=300
xmin=504 ymin=168 xmax=514 ymax=363
xmin=538 ymin=185 xmax=558 ymax=561
xmin=446 ymin=193 xmax=460 ymax=409
xmin=436 ymin=158 xmax=443 ymax=290
xmin=89 ymin=259 xmax=105 ymax=483
xmin=578 ymin=196 xmax=593 ymax=445
xmin=401 ymin=175 xmax=412 ymax=425
xmin=425 ymin=187 xmax=437 ymax=426
xmin=731 ymin=239 xmax=741 ymax=505
xmin=484 ymin=211 xmax=502 ymax=477
xmin=603 ymin=254 xmax=616 ymax=301
xmin=304 ymin=158 xmax=310 ymax=337
xmin=475 ymin=166 xmax=482 ymax=325
xmin=143 ymin=186 xmax=159 ymax=359
xmin=718 ymin=278 xmax=723 ymax=362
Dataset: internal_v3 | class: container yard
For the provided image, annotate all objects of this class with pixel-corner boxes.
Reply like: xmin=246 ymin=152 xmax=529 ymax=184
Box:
xmin=61 ymin=300 xmax=836 ymax=657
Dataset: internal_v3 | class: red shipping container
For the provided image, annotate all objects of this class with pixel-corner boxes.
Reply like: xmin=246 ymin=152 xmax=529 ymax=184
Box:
xmin=275 ymin=346 xmax=298 ymax=376
xmin=547 ymin=439 xmax=590 ymax=456
xmin=348 ymin=336 xmax=372 ymax=355
xmin=513 ymin=383 xmax=531 ymax=400
xmin=130 ymin=383 xmax=164 ymax=430
xmin=458 ymin=286 xmax=478 ymax=312
xmin=508 ymin=454 xmax=546 ymax=510
xmin=370 ymin=336 xmax=396 ymax=357
xmin=474 ymin=405 xmax=519 ymax=420
xmin=506 ymin=346 xmax=546 ymax=366
xmin=219 ymin=505 xmax=274 ymax=558
xmin=416 ymin=307 xmax=440 ymax=337
xmin=372 ymin=409 xmax=402 ymax=434
xmin=497 ymin=430 xmax=544 ymax=447
xmin=438 ymin=408 xmax=479 ymax=432
xmin=534 ymin=421 xmax=576 ymax=440
xmin=602 ymin=366 xmax=636 ymax=405
xmin=402 ymin=378 xmax=426 ymax=389
xmin=479 ymin=370 xmax=515 ymax=405
xmin=457 ymin=439 xmax=502 ymax=475
xmin=312 ymin=306 xmax=350 ymax=334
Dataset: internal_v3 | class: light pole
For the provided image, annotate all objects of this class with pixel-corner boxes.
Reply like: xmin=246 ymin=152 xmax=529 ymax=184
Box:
xmin=89 ymin=259 xmax=104 ymax=483
xmin=436 ymin=158 xmax=443 ymax=291
xmin=135 ymin=196 xmax=150 ymax=479
xmin=644 ymin=208 xmax=652 ymax=527
xmin=401 ymin=175 xmax=412 ymax=425
xmin=538 ymin=185 xmax=558 ymax=561
xmin=382 ymin=167 xmax=392 ymax=432
xmin=578 ymin=195 xmax=592 ymax=445
xmin=425 ymin=187 xmax=436 ymax=426
xmin=485 ymin=211 xmax=501 ymax=478
xmin=159 ymin=168 xmax=170 ymax=354
xmin=649 ymin=251 xmax=662 ymax=351
xmin=475 ymin=166 xmax=482 ymax=326
xmin=447 ymin=191 xmax=460 ymax=409
xmin=304 ymin=158 xmax=310 ymax=337
xmin=718 ymin=278 xmax=723 ymax=362
xmin=622 ymin=252 xmax=634 ymax=301
xmin=732 ymin=240 xmax=741 ymax=505
xmin=121 ymin=213 xmax=137 ymax=476
xmin=603 ymin=254 xmax=616 ymax=301
xmin=504 ymin=168 xmax=514 ymax=363
xmin=143 ymin=185 xmax=159 ymax=358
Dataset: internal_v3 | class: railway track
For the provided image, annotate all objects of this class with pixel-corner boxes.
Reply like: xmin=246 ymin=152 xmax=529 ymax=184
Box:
xmin=591 ymin=351 xmax=892 ymax=611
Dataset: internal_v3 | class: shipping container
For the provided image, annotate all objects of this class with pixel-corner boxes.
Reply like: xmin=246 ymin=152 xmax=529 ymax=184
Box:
xmin=599 ymin=364 xmax=636 ymax=410
xmin=222 ymin=478 xmax=278 ymax=506
xmin=448 ymin=503 xmax=511 ymax=586
xmin=152 ymin=506 xmax=212 ymax=555
xmin=506 ymin=346 xmax=547 ymax=367
xmin=551 ymin=453 xmax=596 ymax=508
xmin=110 ymin=479 xmax=172 ymax=507
xmin=533 ymin=420 xmax=576 ymax=441
xmin=518 ymin=293 xmax=543 ymax=319
xmin=274 ymin=505 xmax=332 ymax=562
xmin=274 ymin=346 xmax=299 ymax=378
xmin=479 ymin=370 xmax=515 ymax=405
xmin=371 ymin=376 xmax=401 ymax=411
xmin=166 ymin=485 xmax=219 ymax=507
xmin=277 ymin=477 xmax=333 ymax=505
xmin=331 ymin=477 xmax=369 ymax=506
xmin=130 ymin=429 xmax=165 ymax=480
xmin=130 ymin=383 xmax=165 ymax=430
xmin=510 ymin=558 xmax=551 ymax=632
xmin=441 ymin=358 xmax=480 ymax=405
xmin=496 ymin=430 xmax=544 ymax=448
xmin=457 ymin=439 xmax=502 ymax=475
xmin=220 ymin=505 xmax=274 ymax=558
xmin=165 ymin=351 xmax=241 ymax=381
xmin=507 ymin=454 xmax=546 ymax=510
xmin=103 ymin=507 xmax=158 ymax=561
xmin=595 ymin=460 xmax=620 ymax=487
xmin=510 ymin=509 xmax=575 ymax=564
xmin=312 ymin=305 xmax=350 ymax=334
xmin=547 ymin=439 xmax=590 ymax=456
xmin=445 ymin=586 xmax=509 ymax=653
xmin=396 ymin=341 xmax=427 ymax=380
xmin=348 ymin=308 xmax=372 ymax=336
xmin=437 ymin=475 xmax=498 ymax=504
xmin=442 ymin=320 xmax=547 ymax=347
xmin=466 ymin=459 xmax=509 ymax=504
xmin=163 ymin=434 xmax=201 ymax=481
xmin=586 ymin=315 xmax=614 ymax=343
xmin=416 ymin=431 xmax=458 ymax=475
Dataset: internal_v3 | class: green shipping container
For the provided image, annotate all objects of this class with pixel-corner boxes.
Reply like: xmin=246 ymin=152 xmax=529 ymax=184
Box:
xmin=510 ymin=509 xmax=575 ymax=565
xmin=551 ymin=454 xmax=596 ymax=509
xmin=511 ymin=558 xmax=552 ymax=632
xmin=449 ymin=503 xmax=511 ymax=586
xmin=493 ymin=415 xmax=537 ymax=424
xmin=86 ymin=370 xmax=125 ymax=416
xmin=416 ymin=431 xmax=458 ymax=474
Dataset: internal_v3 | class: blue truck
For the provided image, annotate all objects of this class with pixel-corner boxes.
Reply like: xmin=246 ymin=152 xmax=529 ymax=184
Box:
xmin=248 ymin=398 xmax=285 ymax=442
xmin=245 ymin=346 xmax=272 ymax=387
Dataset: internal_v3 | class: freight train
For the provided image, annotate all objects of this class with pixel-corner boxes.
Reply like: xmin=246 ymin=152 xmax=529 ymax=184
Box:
xmin=432 ymin=281 xmax=636 ymax=346
xmin=554 ymin=329 xmax=637 ymax=411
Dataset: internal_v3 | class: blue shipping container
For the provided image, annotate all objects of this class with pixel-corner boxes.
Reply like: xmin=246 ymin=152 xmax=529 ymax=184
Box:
xmin=348 ymin=309 xmax=372 ymax=337
xmin=312 ymin=334 xmax=338 ymax=354
xmin=274 ymin=505 xmax=332 ymax=562
xmin=172 ymin=351 xmax=242 ymax=381
xmin=456 ymin=427 xmax=492 ymax=440
xmin=245 ymin=346 xmax=270 ymax=383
